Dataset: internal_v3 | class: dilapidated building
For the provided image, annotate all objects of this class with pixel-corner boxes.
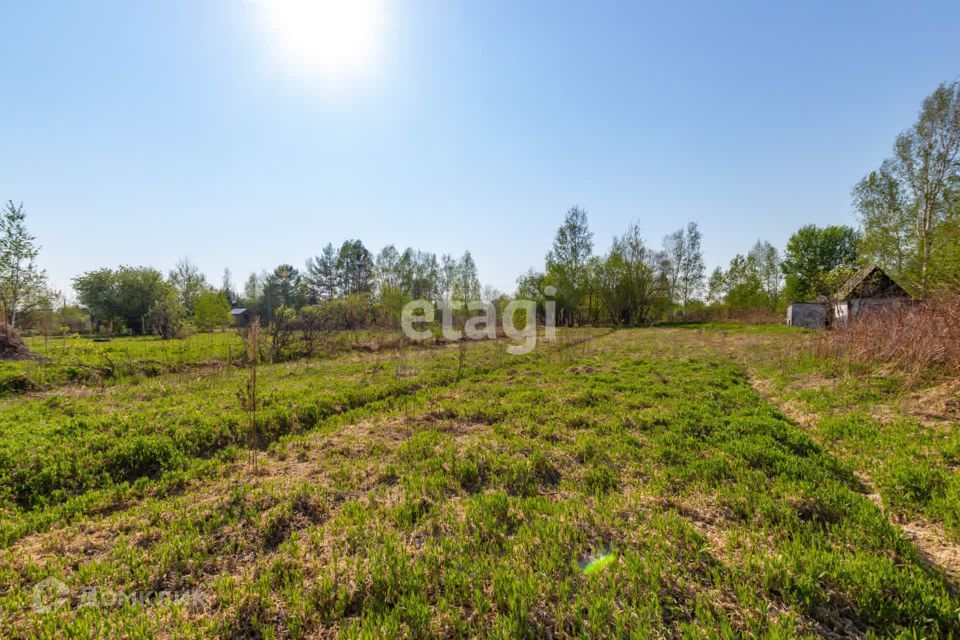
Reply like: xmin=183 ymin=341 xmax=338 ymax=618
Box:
xmin=786 ymin=265 xmax=915 ymax=329
xmin=831 ymin=265 xmax=914 ymax=326
xmin=786 ymin=302 xmax=828 ymax=329
xmin=229 ymin=308 xmax=252 ymax=327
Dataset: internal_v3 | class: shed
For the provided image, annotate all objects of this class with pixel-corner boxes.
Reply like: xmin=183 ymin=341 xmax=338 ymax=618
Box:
xmin=229 ymin=308 xmax=251 ymax=327
xmin=786 ymin=302 xmax=827 ymax=329
xmin=831 ymin=265 xmax=914 ymax=326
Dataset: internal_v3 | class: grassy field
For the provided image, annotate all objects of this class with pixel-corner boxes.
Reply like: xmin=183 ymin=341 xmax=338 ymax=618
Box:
xmin=0 ymin=330 xmax=405 ymax=396
xmin=1 ymin=326 xmax=958 ymax=638
xmin=0 ymin=333 xmax=245 ymax=395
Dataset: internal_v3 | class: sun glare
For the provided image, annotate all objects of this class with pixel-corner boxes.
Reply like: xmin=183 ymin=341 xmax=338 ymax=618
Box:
xmin=253 ymin=0 xmax=387 ymax=81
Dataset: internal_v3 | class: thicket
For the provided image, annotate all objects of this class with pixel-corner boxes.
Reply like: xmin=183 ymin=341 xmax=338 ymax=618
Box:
xmin=819 ymin=290 xmax=960 ymax=378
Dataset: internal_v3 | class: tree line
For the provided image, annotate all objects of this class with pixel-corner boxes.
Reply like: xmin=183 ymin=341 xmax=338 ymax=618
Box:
xmin=64 ymin=241 xmax=485 ymax=338
xmin=0 ymin=81 xmax=956 ymax=337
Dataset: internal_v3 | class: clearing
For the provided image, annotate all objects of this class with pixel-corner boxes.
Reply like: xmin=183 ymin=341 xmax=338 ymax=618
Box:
xmin=1 ymin=326 xmax=958 ymax=638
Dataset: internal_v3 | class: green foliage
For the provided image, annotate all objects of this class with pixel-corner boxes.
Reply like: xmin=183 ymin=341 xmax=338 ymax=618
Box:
xmin=168 ymin=257 xmax=208 ymax=313
xmin=0 ymin=200 xmax=47 ymax=328
xmin=262 ymin=264 xmax=306 ymax=318
xmin=595 ymin=226 xmax=671 ymax=324
xmin=534 ymin=214 xmax=676 ymax=326
xmin=336 ymin=239 xmax=374 ymax=295
xmin=146 ymin=288 xmax=189 ymax=339
xmin=192 ymin=290 xmax=231 ymax=332
xmin=781 ymin=224 xmax=860 ymax=302
xmin=726 ymin=275 xmax=769 ymax=310
xmin=854 ymin=81 xmax=960 ymax=295
xmin=73 ymin=266 xmax=172 ymax=334
xmin=304 ymin=243 xmax=340 ymax=302
xmin=662 ymin=220 xmax=705 ymax=310
xmin=546 ymin=206 xmax=594 ymax=325
xmin=449 ymin=250 xmax=480 ymax=308
xmin=750 ymin=334 xmax=960 ymax=541
xmin=706 ymin=242 xmax=784 ymax=313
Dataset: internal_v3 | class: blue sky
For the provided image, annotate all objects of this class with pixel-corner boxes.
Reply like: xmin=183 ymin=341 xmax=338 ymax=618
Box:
xmin=2 ymin=1 xmax=958 ymax=296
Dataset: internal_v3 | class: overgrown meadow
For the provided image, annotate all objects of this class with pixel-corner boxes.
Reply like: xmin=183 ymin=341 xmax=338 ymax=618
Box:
xmin=1 ymin=327 xmax=958 ymax=638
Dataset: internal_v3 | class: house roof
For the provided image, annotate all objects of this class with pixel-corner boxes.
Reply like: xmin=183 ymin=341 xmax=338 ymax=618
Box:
xmin=835 ymin=264 xmax=913 ymax=301
xmin=229 ymin=308 xmax=248 ymax=315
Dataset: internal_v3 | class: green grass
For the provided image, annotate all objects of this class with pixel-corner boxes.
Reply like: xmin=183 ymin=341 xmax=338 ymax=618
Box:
xmin=743 ymin=332 xmax=960 ymax=542
xmin=23 ymin=331 xmax=244 ymax=362
xmin=0 ymin=331 xmax=602 ymax=537
xmin=1 ymin=329 xmax=413 ymax=395
xmin=1 ymin=327 xmax=957 ymax=638
xmin=0 ymin=332 xmax=246 ymax=395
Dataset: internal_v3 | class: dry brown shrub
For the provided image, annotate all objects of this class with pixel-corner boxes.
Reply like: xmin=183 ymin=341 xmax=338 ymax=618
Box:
xmin=818 ymin=290 xmax=960 ymax=378
xmin=0 ymin=328 xmax=37 ymax=360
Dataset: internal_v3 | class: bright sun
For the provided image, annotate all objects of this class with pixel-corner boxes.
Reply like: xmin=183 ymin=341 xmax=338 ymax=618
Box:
xmin=252 ymin=0 xmax=387 ymax=80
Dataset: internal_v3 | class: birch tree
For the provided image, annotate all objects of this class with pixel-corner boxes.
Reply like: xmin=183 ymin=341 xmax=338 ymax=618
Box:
xmin=854 ymin=81 xmax=960 ymax=294
xmin=0 ymin=201 xmax=47 ymax=328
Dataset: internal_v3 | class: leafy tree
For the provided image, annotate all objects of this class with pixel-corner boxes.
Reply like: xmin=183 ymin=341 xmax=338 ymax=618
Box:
xmin=596 ymin=223 xmax=670 ymax=324
xmin=680 ymin=222 xmax=705 ymax=307
xmin=73 ymin=266 xmax=170 ymax=333
xmin=706 ymin=242 xmax=782 ymax=312
xmin=406 ymin=249 xmax=440 ymax=301
xmin=706 ymin=267 xmax=726 ymax=305
xmin=336 ymin=239 xmax=374 ymax=295
xmin=450 ymin=251 xmax=481 ymax=308
xmin=725 ymin=275 xmax=768 ymax=311
xmin=0 ymin=201 xmax=47 ymax=328
xmin=663 ymin=221 xmax=705 ymax=311
xmin=305 ymin=243 xmax=340 ymax=302
xmin=516 ymin=268 xmax=548 ymax=300
xmin=262 ymin=265 xmax=304 ymax=320
xmin=854 ymin=81 xmax=960 ymax=294
xmin=439 ymin=253 xmax=458 ymax=301
xmin=781 ymin=225 xmax=860 ymax=301
xmin=243 ymin=272 xmax=262 ymax=305
xmin=853 ymin=161 xmax=911 ymax=278
xmin=546 ymin=206 xmax=594 ymax=325
xmin=374 ymin=245 xmax=402 ymax=297
xmin=372 ymin=244 xmax=443 ymax=309
xmin=147 ymin=288 xmax=188 ymax=339
xmin=71 ymin=269 xmax=115 ymax=328
xmin=266 ymin=304 xmax=298 ymax=361
xmin=193 ymin=290 xmax=231 ymax=331
xmin=169 ymin=257 xmax=208 ymax=313
xmin=221 ymin=268 xmax=237 ymax=307
xmin=596 ymin=249 xmax=634 ymax=324
xmin=747 ymin=240 xmax=783 ymax=309
xmin=724 ymin=254 xmax=752 ymax=290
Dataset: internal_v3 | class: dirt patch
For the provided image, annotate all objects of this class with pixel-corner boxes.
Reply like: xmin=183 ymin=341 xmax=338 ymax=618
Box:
xmin=852 ymin=471 xmax=883 ymax=508
xmin=900 ymin=520 xmax=960 ymax=583
xmin=567 ymin=365 xmax=599 ymax=375
xmin=0 ymin=330 xmax=37 ymax=361
xmin=900 ymin=380 xmax=960 ymax=426
xmin=748 ymin=374 xmax=960 ymax=587
xmin=672 ymin=499 xmax=732 ymax=558
xmin=8 ymin=405 xmax=492 ymax=577
xmin=853 ymin=468 xmax=960 ymax=586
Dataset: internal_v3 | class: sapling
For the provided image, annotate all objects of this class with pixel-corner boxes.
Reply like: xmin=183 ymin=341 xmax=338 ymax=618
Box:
xmin=236 ymin=318 xmax=261 ymax=473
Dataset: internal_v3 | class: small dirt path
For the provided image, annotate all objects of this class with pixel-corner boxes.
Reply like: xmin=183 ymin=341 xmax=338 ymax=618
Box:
xmin=748 ymin=374 xmax=960 ymax=586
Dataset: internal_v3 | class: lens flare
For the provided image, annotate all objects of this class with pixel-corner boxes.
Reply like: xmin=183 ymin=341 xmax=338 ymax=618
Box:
xmin=252 ymin=0 xmax=387 ymax=80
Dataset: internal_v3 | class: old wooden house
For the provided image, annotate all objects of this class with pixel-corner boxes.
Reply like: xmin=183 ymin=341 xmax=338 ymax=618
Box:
xmin=786 ymin=265 xmax=915 ymax=329
xmin=831 ymin=264 xmax=914 ymax=326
